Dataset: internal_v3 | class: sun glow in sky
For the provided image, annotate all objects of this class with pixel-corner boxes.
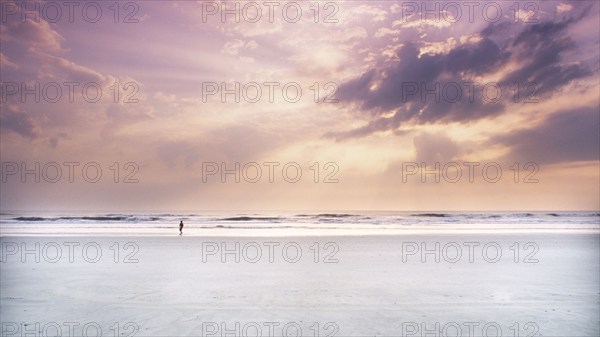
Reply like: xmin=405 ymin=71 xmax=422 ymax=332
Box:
xmin=1 ymin=0 xmax=599 ymax=211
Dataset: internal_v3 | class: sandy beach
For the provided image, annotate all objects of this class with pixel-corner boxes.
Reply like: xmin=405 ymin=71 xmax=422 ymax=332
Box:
xmin=1 ymin=232 xmax=598 ymax=336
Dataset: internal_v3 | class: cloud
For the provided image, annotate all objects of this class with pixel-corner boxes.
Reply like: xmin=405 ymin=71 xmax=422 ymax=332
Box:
xmin=333 ymin=16 xmax=592 ymax=139
xmin=33 ymin=51 xmax=108 ymax=84
xmin=48 ymin=133 xmax=68 ymax=148
xmin=498 ymin=18 xmax=590 ymax=96
xmin=332 ymin=39 xmax=506 ymax=139
xmin=374 ymin=27 xmax=400 ymax=38
xmin=221 ymin=39 xmax=259 ymax=59
xmin=0 ymin=52 xmax=19 ymax=69
xmin=346 ymin=5 xmax=388 ymax=22
xmin=495 ymin=106 xmax=600 ymax=165
xmin=0 ymin=105 xmax=41 ymax=139
xmin=221 ymin=39 xmax=245 ymax=56
xmin=157 ymin=140 xmax=204 ymax=169
xmin=414 ymin=132 xmax=461 ymax=163
xmin=392 ymin=17 xmax=452 ymax=29
xmin=0 ymin=18 xmax=64 ymax=52
xmin=557 ymin=3 xmax=573 ymax=14
xmin=155 ymin=125 xmax=285 ymax=170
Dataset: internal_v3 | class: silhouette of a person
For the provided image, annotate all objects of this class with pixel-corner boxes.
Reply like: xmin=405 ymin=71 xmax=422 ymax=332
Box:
xmin=179 ymin=220 xmax=184 ymax=235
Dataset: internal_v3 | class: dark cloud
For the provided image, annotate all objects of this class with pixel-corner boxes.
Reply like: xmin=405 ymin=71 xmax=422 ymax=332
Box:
xmin=333 ymin=16 xmax=592 ymax=140
xmin=495 ymin=106 xmax=600 ymax=165
xmin=445 ymin=37 xmax=506 ymax=75
xmin=333 ymin=39 xmax=506 ymax=139
xmin=499 ymin=18 xmax=590 ymax=97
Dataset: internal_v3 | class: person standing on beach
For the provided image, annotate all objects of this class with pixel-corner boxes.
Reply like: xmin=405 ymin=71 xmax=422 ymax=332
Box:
xmin=179 ymin=220 xmax=184 ymax=235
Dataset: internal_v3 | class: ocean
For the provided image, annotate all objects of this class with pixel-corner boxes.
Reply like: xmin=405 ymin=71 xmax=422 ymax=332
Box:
xmin=1 ymin=211 xmax=598 ymax=235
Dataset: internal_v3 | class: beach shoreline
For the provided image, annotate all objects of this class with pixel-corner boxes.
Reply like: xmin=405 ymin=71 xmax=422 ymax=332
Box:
xmin=1 ymin=232 xmax=598 ymax=336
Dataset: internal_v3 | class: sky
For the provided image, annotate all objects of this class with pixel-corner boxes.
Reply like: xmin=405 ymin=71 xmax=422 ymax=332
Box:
xmin=0 ymin=0 xmax=599 ymax=211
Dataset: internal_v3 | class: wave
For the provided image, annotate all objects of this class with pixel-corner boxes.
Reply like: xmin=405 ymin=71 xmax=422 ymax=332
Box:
xmin=411 ymin=213 xmax=449 ymax=217
xmin=295 ymin=213 xmax=356 ymax=218
xmin=13 ymin=217 xmax=46 ymax=221
xmin=5 ymin=212 xmax=598 ymax=231
xmin=218 ymin=216 xmax=281 ymax=222
xmin=546 ymin=212 xmax=600 ymax=217
xmin=316 ymin=213 xmax=355 ymax=218
xmin=65 ymin=216 xmax=128 ymax=221
xmin=13 ymin=216 xmax=162 ymax=222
